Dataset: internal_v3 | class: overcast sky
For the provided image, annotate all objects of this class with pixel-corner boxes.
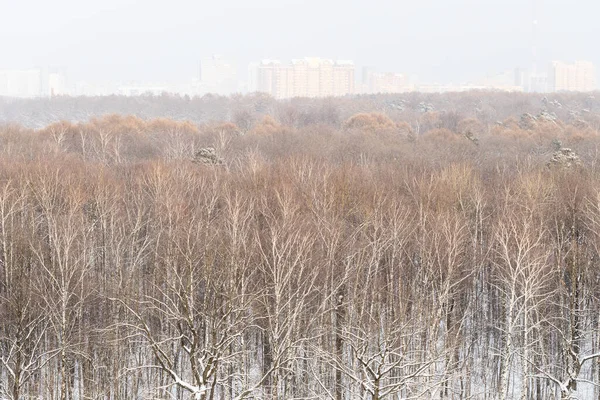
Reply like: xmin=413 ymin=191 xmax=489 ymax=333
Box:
xmin=1 ymin=0 xmax=598 ymax=84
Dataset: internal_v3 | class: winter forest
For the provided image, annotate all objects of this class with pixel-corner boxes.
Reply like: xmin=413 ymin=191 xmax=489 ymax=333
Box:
xmin=2 ymin=92 xmax=600 ymax=400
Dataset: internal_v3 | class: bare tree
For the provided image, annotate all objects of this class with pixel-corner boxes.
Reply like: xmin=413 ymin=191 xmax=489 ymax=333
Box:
xmin=255 ymin=186 xmax=321 ymax=399
xmin=493 ymin=206 xmax=553 ymax=400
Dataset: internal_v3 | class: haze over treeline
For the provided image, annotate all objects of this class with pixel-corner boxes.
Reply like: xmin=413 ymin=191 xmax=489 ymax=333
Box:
xmin=1 ymin=92 xmax=600 ymax=399
xmin=1 ymin=90 xmax=599 ymax=129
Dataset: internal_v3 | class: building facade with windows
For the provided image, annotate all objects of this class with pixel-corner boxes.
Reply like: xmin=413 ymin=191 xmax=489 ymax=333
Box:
xmin=549 ymin=61 xmax=596 ymax=92
xmin=254 ymin=58 xmax=355 ymax=99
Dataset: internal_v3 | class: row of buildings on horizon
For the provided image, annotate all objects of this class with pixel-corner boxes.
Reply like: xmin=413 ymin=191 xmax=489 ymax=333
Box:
xmin=0 ymin=57 xmax=597 ymax=99
xmin=0 ymin=67 xmax=68 ymax=98
xmin=519 ymin=61 xmax=597 ymax=93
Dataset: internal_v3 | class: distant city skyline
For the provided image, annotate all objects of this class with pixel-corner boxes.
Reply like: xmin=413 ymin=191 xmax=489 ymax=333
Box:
xmin=2 ymin=0 xmax=600 ymax=85
xmin=0 ymin=56 xmax=596 ymax=98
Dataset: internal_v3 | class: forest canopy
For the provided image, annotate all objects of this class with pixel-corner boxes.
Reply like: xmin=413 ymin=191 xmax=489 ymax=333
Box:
xmin=1 ymin=92 xmax=600 ymax=399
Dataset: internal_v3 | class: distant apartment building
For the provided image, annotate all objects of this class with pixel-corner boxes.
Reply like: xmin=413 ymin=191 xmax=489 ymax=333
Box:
xmin=359 ymin=67 xmax=414 ymax=94
xmin=254 ymin=60 xmax=291 ymax=98
xmin=360 ymin=66 xmax=376 ymax=93
xmin=47 ymin=67 xmax=68 ymax=96
xmin=530 ymin=74 xmax=549 ymax=93
xmin=512 ymin=68 xmax=546 ymax=92
xmin=254 ymin=58 xmax=355 ymax=99
xmin=247 ymin=62 xmax=260 ymax=92
xmin=514 ymin=68 xmax=528 ymax=90
xmin=0 ymin=67 xmax=69 ymax=97
xmin=371 ymin=72 xmax=409 ymax=94
xmin=0 ymin=68 xmax=43 ymax=97
xmin=332 ymin=60 xmax=354 ymax=96
xmin=549 ymin=61 xmax=596 ymax=92
xmin=199 ymin=55 xmax=238 ymax=95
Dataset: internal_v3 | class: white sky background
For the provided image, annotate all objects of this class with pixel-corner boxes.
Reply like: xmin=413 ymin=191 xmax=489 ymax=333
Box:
xmin=0 ymin=0 xmax=598 ymax=83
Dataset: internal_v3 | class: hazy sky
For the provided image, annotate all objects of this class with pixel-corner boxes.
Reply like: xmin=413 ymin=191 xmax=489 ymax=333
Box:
xmin=1 ymin=0 xmax=599 ymax=84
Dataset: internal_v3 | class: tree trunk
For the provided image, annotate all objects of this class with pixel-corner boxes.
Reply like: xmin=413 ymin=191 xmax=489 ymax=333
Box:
xmin=335 ymin=288 xmax=345 ymax=400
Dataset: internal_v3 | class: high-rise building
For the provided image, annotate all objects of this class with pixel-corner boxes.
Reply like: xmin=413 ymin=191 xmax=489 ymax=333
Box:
xmin=255 ymin=58 xmax=355 ymax=99
xmin=247 ymin=62 xmax=260 ymax=92
xmin=372 ymin=72 xmax=408 ymax=94
xmin=514 ymin=68 xmax=528 ymax=91
xmin=549 ymin=61 xmax=596 ymax=92
xmin=530 ymin=74 xmax=548 ymax=93
xmin=256 ymin=60 xmax=292 ymax=99
xmin=47 ymin=67 xmax=68 ymax=96
xmin=0 ymin=67 xmax=70 ymax=97
xmin=359 ymin=69 xmax=412 ymax=94
xmin=332 ymin=61 xmax=355 ymax=97
xmin=0 ymin=68 xmax=43 ymax=97
xmin=291 ymin=59 xmax=308 ymax=97
xmin=360 ymin=66 xmax=376 ymax=93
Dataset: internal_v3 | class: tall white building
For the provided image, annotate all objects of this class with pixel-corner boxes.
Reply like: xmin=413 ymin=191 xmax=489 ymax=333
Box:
xmin=0 ymin=68 xmax=43 ymax=97
xmin=247 ymin=62 xmax=260 ymax=92
xmin=0 ymin=67 xmax=70 ymax=97
xmin=549 ymin=61 xmax=596 ymax=92
xmin=46 ymin=67 xmax=68 ymax=96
